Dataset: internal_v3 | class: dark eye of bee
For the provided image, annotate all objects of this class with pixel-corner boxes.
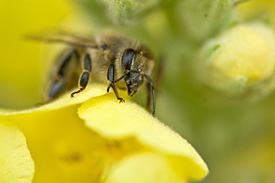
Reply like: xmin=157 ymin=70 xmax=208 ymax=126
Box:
xmin=122 ymin=49 xmax=135 ymax=70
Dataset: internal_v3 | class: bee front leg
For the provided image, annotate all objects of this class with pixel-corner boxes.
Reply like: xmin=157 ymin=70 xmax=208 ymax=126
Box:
xmin=71 ymin=54 xmax=92 ymax=97
xmin=107 ymin=64 xmax=125 ymax=103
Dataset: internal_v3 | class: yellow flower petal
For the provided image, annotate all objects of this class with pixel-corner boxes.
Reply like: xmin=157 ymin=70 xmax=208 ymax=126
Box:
xmin=3 ymin=85 xmax=108 ymax=183
xmin=4 ymin=108 xmax=107 ymax=183
xmin=78 ymin=93 xmax=208 ymax=181
xmin=2 ymin=83 xmax=106 ymax=116
xmin=105 ymin=152 xmax=184 ymax=183
xmin=0 ymin=119 xmax=34 ymax=183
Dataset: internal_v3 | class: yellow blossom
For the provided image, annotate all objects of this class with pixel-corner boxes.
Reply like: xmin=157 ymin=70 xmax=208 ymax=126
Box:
xmin=1 ymin=84 xmax=208 ymax=183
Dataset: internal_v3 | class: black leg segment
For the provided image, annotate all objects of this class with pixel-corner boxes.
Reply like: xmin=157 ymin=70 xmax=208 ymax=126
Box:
xmin=107 ymin=64 xmax=125 ymax=103
xmin=144 ymin=74 xmax=156 ymax=115
xmin=57 ymin=49 xmax=76 ymax=77
xmin=146 ymin=82 xmax=152 ymax=111
xmin=46 ymin=49 xmax=77 ymax=101
xmin=71 ymin=71 xmax=90 ymax=97
xmin=48 ymin=81 xmax=66 ymax=99
xmin=71 ymin=53 xmax=92 ymax=97
xmin=84 ymin=54 xmax=92 ymax=71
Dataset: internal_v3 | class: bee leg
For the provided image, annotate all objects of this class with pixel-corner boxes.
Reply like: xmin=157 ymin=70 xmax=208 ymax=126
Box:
xmin=107 ymin=64 xmax=125 ymax=103
xmin=144 ymin=74 xmax=156 ymax=115
xmin=146 ymin=82 xmax=152 ymax=110
xmin=71 ymin=54 xmax=92 ymax=97
xmin=46 ymin=49 xmax=77 ymax=102
xmin=146 ymin=56 xmax=164 ymax=115
xmin=48 ymin=80 xmax=66 ymax=99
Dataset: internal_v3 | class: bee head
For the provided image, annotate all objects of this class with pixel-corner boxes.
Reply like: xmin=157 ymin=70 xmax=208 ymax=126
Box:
xmin=121 ymin=48 xmax=145 ymax=96
xmin=118 ymin=46 xmax=156 ymax=114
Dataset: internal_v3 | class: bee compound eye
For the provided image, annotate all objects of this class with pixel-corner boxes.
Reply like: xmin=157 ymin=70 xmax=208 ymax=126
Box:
xmin=122 ymin=49 xmax=135 ymax=70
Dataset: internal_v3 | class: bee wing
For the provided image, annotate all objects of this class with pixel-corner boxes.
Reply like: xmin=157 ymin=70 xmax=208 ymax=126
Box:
xmin=26 ymin=31 xmax=98 ymax=49
xmin=52 ymin=31 xmax=94 ymax=42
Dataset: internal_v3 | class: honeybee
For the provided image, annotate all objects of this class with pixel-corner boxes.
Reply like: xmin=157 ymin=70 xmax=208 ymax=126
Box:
xmin=33 ymin=32 xmax=156 ymax=114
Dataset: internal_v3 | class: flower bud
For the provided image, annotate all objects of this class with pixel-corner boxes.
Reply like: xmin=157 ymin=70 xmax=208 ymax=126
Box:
xmin=197 ymin=23 xmax=275 ymax=97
